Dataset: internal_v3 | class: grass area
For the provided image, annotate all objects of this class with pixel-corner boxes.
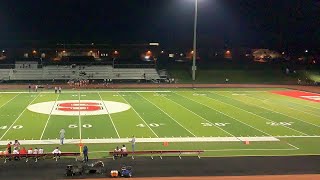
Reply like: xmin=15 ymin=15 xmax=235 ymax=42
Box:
xmin=0 ymin=88 xmax=320 ymax=159
xmin=169 ymin=69 xmax=299 ymax=84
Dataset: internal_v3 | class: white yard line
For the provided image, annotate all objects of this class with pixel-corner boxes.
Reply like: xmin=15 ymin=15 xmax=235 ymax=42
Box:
xmin=78 ymin=92 xmax=82 ymax=140
xmin=137 ymin=93 xmax=197 ymax=137
xmin=174 ymin=92 xmax=274 ymax=137
xmin=40 ymin=94 xmax=60 ymax=140
xmin=208 ymin=92 xmax=309 ymax=136
xmin=161 ymin=93 xmax=239 ymax=139
xmin=98 ymin=92 xmax=120 ymax=138
xmin=0 ymin=93 xmax=41 ymax=140
xmin=0 ymin=93 xmax=20 ymax=110
xmin=0 ymin=136 xmax=280 ymax=145
xmin=117 ymin=92 xmax=159 ymax=138
xmin=244 ymin=95 xmax=320 ymax=128
xmin=286 ymin=143 xmax=300 ymax=150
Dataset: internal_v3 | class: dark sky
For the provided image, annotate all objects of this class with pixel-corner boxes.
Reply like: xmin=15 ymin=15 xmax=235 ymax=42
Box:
xmin=0 ymin=0 xmax=319 ymax=49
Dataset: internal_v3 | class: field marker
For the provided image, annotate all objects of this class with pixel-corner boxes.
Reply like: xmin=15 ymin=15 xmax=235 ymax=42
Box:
xmin=98 ymin=92 xmax=120 ymax=138
xmin=207 ymin=92 xmax=309 ymax=136
xmin=244 ymin=95 xmax=320 ymax=129
xmin=117 ymin=92 xmax=159 ymax=138
xmin=137 ymin=93 xmax=196 ymax=137
xmin=162 ymin=94 xmax=239 ymax=140
xmin=0 ymin=93 xmax=20 ymax=110
xmin=174 ymin=92 xmax=274 ymax=137
xmin=0 ymin=93 xmax=40 ymax=140
xmin=40 ymin=94 xmax=60 ymax=140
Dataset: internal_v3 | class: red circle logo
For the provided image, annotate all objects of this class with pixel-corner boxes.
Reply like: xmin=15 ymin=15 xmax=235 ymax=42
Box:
xmin=57 ymin=102 xmax=102 ymax=112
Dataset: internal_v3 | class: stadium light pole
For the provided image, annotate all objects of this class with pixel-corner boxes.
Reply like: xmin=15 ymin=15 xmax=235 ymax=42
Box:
xmin=192 ymin=0 xmax=198 ymax=81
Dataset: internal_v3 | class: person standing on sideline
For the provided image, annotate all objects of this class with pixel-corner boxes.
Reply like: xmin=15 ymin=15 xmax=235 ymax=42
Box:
xmin=58 ymin=87 xmax=62 ymax=93
xmin=83 ymin=145 xmax=88 ymax=163
xmin=54 ymin=87 xmax=58 ymax=94
xmin=28 ymin=84 xmax=31 ymax=92
xmin=129 ymin=136 xmax=136 ymax=152
xmin=59 ymin=128 xmax=66 ymax=145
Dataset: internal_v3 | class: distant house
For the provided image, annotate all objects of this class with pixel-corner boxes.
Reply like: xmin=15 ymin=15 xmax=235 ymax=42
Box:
xmin=252 ymin=49 xmax=283 ymax=62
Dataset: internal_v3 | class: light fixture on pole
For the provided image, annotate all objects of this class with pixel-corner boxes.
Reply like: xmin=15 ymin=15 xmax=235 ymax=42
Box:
xmin=192 ymin=0 xmax=198 ymax=81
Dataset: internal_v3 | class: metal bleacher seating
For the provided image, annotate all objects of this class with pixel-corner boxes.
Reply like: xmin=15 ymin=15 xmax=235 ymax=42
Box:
xmin=1 ymin=65 xmax=161 ymax=81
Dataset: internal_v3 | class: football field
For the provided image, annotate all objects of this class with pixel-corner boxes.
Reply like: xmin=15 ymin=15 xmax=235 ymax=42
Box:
xmin=0 ymin=88 xmax=320 ymax=158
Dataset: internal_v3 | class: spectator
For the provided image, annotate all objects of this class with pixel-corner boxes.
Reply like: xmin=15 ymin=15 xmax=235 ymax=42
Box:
xmin=7 ymin=142 xmax=12 ymax=154
xmin=59 ymin=128 xmax=65 ymax=145
xmin=39 ymin=148 xmax=44 ymax=154
xmin=27 ymin=148 xmax=33 ymax=154
xmin=113 ymin=146 xmax=121 ymax=159
xmin=13 ymin=148 xmax=20 ymax=160
xmin=83 ymin=145 xmax=88 ymax=163
xmin=121 ymin=145 xmax=128 ymax=157
xmin=130 ymin=136 xmax=136 ymax=153
xmin=52 ymin=147 xmax=61 ymax=159
xmin=19 ymin=147 xmax=27 ymax=155
xmin=14 ymin=140 xmax=20 ymax=150
xmin=33 ymin=148 xmax=39 ymax=154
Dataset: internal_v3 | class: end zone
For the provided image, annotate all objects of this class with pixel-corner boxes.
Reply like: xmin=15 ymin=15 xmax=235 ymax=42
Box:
xmin=272 ymin=90 xmax=320 ymax=103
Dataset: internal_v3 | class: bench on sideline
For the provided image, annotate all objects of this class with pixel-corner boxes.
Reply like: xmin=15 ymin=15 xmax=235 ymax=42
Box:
xmin=0 ymin=152 xmax=81 ymax=163
xmin=109 ymin=150 xmax=204 ymax=160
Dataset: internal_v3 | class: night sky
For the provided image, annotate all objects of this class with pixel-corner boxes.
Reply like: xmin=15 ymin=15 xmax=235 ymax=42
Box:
xmin=0 ymin=0 xmax=319 ymax=49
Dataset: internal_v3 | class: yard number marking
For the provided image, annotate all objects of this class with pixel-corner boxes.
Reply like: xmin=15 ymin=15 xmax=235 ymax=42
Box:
xmin=68 ymin=124 xmax=92 ymax=128
xmin=266 ymin=122 xmax=293 ymax=126
xmin=201 ymin=122 xmax=230 ymax=127
xmin=136 ymin=123 xmax=163 ymax=128
xmin=0 ymin=125 xmax=23 ymax=130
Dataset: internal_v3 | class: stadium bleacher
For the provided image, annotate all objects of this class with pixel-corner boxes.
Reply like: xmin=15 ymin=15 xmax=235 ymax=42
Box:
xmin=0 ymin=65 xmax=161 ymax=81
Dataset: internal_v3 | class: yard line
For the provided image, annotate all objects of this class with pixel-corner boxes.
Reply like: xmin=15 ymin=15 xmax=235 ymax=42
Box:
xmin=137 ymin=93 xmax=196 ymax=137
xmin=0 ymin=93 xmax=41 ymax=140
xmin=174 ymin=92 xmax=274 ymax=137
xmin=207 ymin=92 xmax=309 ymax=136
xmin=98 ymin=92 xmax=120 ymax=138
xmin=40 ymin=94 xmax=60 ymax=140
xmin=117 ymin=92 xmax=159 ymax=138
xmin=239 ymin=94 xmax=320 ymax=129
xmin=161 ymin=93 xmax=239 ymax=139
xmin=0 ymin=93 xmax=20 ymax=110
xmin=286 ymin=142 xmax=300 ymax=150
xmin=78 ymin=92 xmax=82 ymax=140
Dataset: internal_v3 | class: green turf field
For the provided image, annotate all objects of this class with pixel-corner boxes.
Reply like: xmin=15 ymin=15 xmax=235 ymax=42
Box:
xmin=0 ymin=88 xmax=320 ymax=158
